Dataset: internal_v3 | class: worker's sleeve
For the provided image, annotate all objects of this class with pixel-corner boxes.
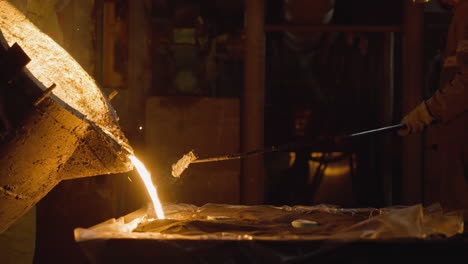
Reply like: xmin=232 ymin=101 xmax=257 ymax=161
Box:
xmin=426 ymin=72 xmax=468 ymax=122
xmin=440 ymin=18 xmax=461 ymax=87
xmin=441 ymin=5 xmax=468 ymax=68
xmin=456 ymin=12 xmax=468 ymax=45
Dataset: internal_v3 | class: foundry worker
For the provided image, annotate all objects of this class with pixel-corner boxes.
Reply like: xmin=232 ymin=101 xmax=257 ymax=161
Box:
xmin=398 ymin=40 xmax=467 ymax=135
xmin=398 ymin=0 xmax=467 ymax=216
xmin=399 ymin=0 xmax=467 ymax=134
xmin=398 ymin=41 xmax=467 ymax=215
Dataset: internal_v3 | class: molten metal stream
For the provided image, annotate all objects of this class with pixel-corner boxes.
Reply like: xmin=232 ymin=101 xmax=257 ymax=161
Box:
xmin=128 ymin=156 xmax=165 ymax=219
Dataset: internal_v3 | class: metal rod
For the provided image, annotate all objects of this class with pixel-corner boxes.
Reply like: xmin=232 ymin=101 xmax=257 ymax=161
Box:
xmin=192 ymin=124 xmax=405 ymax=164
xmin=346 ymin=124 xmax=405 ymax=138
xmin=171 ymin=123 xmax=406 ymax=177
xmin=192 ymin=146 xmax=277 ymax=163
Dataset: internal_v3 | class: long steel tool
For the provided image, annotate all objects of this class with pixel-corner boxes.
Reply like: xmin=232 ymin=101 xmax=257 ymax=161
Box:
xmin=171 ymin=123 xmax=405 ymax=177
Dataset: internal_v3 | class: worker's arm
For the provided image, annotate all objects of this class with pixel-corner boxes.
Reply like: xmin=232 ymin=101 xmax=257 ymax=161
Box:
xmin=398 ymin=101 xmax=434 ymax=136
xmin=439 ymin=2 xmax=468 ymax=87
xmin=399 ymin=70 xmax=467 ymax=136
xmin=399 ymin=39 xmax=468 ymax=136
xmin=425 ymin=70 xmax=468 ymax=123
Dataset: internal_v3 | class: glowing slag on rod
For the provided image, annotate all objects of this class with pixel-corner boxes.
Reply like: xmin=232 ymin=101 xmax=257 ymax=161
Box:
xmin=128 ymin=155 xmax=165 ymax=219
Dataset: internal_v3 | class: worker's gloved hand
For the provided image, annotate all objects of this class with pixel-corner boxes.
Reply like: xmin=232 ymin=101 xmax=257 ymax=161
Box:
xmin=398 ymin=102 xmax=434 ymax=136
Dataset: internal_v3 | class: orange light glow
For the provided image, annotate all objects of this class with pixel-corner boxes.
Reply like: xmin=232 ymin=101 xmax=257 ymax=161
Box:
xmin=0 ymin=1 xmax=130 ymax=151
xmin=128 ymin=155 xmax=165 ymax=219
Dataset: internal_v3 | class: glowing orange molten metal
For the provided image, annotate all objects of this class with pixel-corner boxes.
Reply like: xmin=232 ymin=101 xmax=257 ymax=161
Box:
xmin=0 ymin=1 xmax=130 ymax=151
xmin=128 ymin=156 xmax=165 ymax=219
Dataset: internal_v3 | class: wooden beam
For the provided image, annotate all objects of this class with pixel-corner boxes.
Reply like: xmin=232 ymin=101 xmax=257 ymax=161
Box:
xmin=94 ymin=0 xmax=104 ymax=83
xmin=265 ymin=25 xmax=403 ymax=33
xmin=125 ymin=0 xmax=153 ymax=212
xmin=401 ymin=1 xmax=424 ymax=205
xmin=242 ymin=0 xmax=265 ymax=205
xmin=128 ymin=0 xmax=151 ymax=148
xmin=381 ymin=32 xmax=396 ymax=206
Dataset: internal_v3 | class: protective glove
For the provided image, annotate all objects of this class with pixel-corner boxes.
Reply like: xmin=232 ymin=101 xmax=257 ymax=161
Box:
xmin=398 ymin=102 xmax=434 ymax=136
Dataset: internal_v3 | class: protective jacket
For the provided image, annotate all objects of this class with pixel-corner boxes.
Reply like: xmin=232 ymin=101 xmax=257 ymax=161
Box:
xmin=426 ymin=71 xmax=468 ymax=121
xmin=424 ymin=0 xmax=468 ymax=216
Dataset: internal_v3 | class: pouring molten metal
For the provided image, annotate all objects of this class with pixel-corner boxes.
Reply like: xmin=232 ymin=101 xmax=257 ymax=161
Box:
xmin=0 ymin=1 xmax=166 ymax=230
xmin=129 ymin=156 xmax=165 ymax=219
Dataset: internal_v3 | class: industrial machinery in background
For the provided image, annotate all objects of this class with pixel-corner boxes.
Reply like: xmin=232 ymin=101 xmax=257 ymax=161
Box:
xmin=149 ymin=0 xmax=244 ymax=97
xmin=142 ymin=0 xmax=246 ymax=206
xmin=264 ymin=0 xmax=403 ymax=207
xmin=138 ymin=0 xmax=404 ymax=207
